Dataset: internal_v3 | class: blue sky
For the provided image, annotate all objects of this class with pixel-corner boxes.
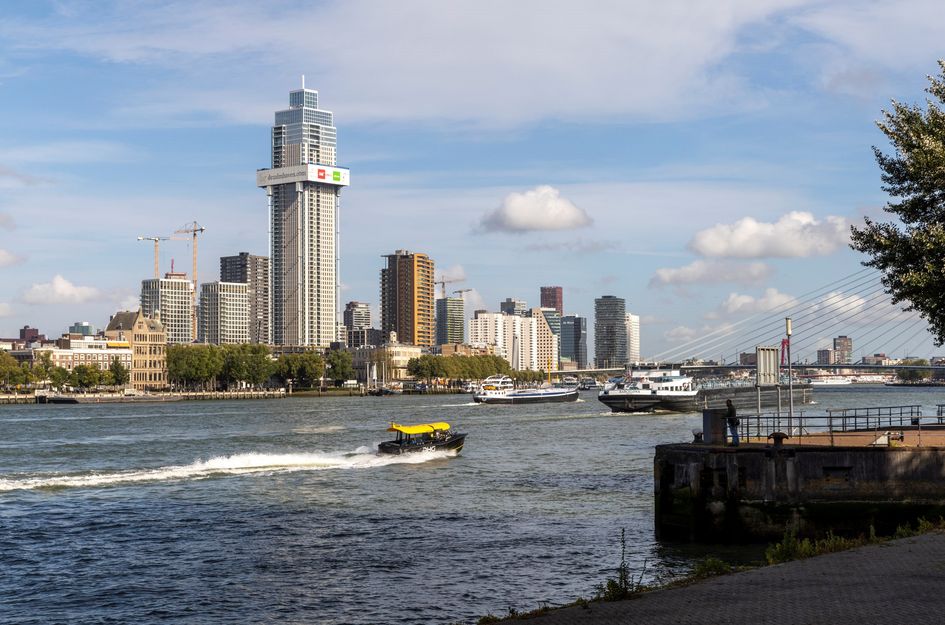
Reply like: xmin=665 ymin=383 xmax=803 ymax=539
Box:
xmin=1 ymin=0 xmax=943 ymax=362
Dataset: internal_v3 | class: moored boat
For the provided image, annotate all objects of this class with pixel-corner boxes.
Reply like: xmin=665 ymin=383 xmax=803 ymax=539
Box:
xmin=473 ymin=374 xmax=579 ymax=404
xmin=598 ymin=368 xmax=813 ymax=413
xmin=377 ymin=422 xmax=467 ymax=455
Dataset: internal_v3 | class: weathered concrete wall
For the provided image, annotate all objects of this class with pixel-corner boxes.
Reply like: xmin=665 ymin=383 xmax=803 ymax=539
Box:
xmin=655 ymin=443 xmax=945 ymax=542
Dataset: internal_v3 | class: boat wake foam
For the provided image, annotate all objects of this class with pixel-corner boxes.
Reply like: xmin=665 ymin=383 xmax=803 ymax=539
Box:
xmin=439 ymin=402 xmax=479 ymax=407
xmin=0 ymin=447 xmax=453 ymax=493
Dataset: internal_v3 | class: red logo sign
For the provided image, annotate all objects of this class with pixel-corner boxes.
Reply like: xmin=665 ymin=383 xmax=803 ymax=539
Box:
xmin=318 ymin=169 xmax=326 ymax=179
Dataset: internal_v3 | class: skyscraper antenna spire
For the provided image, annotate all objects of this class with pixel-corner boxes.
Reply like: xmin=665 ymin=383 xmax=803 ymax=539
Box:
xmin=301 ymin=74 xmax=305 ymax=89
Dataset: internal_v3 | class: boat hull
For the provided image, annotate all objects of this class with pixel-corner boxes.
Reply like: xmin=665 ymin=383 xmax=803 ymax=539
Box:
xmin=473 ymin=389 xmax=579 ymax=404
xmin=598 ymin=384 xmax=813 ymax=413
xmin=377 ymin=433 xmax=467 ymax=455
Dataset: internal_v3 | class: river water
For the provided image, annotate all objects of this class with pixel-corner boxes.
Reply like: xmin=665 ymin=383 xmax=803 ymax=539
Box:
xmin=1 ymin=385 xmax=942 ymax=624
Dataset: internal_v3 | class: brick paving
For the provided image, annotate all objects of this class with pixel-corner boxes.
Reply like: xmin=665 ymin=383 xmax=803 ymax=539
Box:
xmin=517 ymin=532 xmax=945 ymax=625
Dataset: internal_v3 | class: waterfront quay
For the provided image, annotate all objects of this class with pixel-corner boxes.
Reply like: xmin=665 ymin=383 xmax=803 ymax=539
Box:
xmin=517 ymin=531 xmax=945 ymax=625
xmin=656 ymin=405 xmax=945 ymax=541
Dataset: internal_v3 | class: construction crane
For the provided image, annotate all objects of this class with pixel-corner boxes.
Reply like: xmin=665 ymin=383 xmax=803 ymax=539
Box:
xmin=172 ymin=221 xmax=206 ymax=338
xmin=453 ymin=288 xmax=472 ymax=299
xmin=137 ymin=236 xmax=170 ymax=279
xmin=436 ymin=277 xmax=463 ymax=299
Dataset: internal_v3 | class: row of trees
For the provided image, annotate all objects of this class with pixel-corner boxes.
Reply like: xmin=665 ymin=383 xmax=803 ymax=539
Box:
xmin=0 ymin=351 xmax=130 ymax=390
xmin=406 ymin=354 xmax=548 ymax=384
xmin=166 ymin=344 xmax=355 ymax=390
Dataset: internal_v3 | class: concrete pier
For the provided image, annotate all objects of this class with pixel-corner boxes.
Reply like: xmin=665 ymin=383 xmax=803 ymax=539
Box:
xmin=655 ymin=436 xmax=945 ymax=541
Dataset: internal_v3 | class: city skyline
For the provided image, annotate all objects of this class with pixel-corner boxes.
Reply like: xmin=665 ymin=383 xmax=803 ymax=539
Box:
xmin=1 ymin=2 xmax=944 ymax=360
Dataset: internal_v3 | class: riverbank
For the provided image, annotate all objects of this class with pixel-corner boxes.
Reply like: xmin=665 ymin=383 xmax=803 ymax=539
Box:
xmin=493 ymin=531 xmax=945 ymax=624
xmin=3 ymin=389 xmax=287 ymax=404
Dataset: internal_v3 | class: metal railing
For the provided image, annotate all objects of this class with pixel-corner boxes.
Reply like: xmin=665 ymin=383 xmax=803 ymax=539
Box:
xmin=733 ymin=404 xmax=942 ymax=447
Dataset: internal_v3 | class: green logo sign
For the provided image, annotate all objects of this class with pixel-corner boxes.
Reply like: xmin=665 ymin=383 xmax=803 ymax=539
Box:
xmin=333 ymin=171 xmax=342 ymax=182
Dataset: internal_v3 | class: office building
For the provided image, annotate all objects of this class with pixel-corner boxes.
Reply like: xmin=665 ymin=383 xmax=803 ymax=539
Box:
xmin=343 ymin=301 xmax=371 ymax=330
xmin=198 ymin=282 xmax=250 ymax=345
xmin=560 ymin=315 xmax=587 ymax=369
xmin=220 ymin=252 xmax=270 ymax=344
xmin=105 ymin=310 xmax=168 ymax=391
xmin=540 ymin=286 xmax=563 ymax=316
xmin=346 ymin=327 xmax=385 ymax=349
xmin=380 ymin=250 xmax=435 ymax=347
xmin=468 ymin=310 xmax=558 ymax=371
xmin=626 ymin=312 xmax=641 ymax=362
xmin=436 ymin=297 xmax=465 ymax=345
xmin=256 ymin=82 xmax=350 ymax=347
xmin=536 ymin=307 xmax=561 ymax=336
xmin=834 ymin=335 xmax=853 ymax=365
xmin=69 ymin=321 xmax=96 ymax=336
xmin=595 ymin=295 xmax=627 ymax=368
xmin=141 ymin=273 xmax=194 ymax=344
xmin=816 ymin=349 xmax=836 ymax=365
xmin=499 ymin=297 xmax=528 ymax=316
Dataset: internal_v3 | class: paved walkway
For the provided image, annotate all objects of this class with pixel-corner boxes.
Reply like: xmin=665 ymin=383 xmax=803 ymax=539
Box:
xmin=520 ymin=532 xmax=945 ymax=625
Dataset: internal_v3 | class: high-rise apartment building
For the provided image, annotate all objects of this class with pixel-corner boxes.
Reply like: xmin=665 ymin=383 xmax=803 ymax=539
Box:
xmin=141 ymin=273 xmax=194 ymax=344
xmin=499 ymin=297 xmax=527 ymax=316
xmin=468 ymin=310 xmax=558 ymax=371
xmin=833 ymin=335 xmax=853 ymax=365
xmin=436 ymin=297 xmax=465 ymax=345
xmin=595 ymin=295 xmax=627 ymax=368
xmin=343 ymin=301 xmax=371 ymax=330
xmin=561 ymin=315 xmax=587 ymax=369
xmin=256 ymin=82 xmax=350 ymax=347
xmin=626 ymin=312 xmax=641 ymax=362
xmin=220 ymin=252 xmax=270 ymax=344
xmin=816 ymin=349 xmax=836 ymax=365
xmin=198 ymin=282 xmax=250 ymax=345
xmin=540 ymin=286 xmax=563 ymax=316
xmin=380 ymin=250 xmax=435 ymax=347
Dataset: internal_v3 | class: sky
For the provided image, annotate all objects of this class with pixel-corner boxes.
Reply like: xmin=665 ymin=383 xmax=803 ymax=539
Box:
xmin=1 ymin=0 xmax=943 ymax=363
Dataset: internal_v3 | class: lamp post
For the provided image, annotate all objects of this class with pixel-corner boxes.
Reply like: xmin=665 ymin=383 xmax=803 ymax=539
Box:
xmin=786 ymin=317 xmax=793 ymax=434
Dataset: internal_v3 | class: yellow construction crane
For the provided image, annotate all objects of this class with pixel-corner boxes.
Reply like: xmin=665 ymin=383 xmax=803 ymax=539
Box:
xmin=137 ymin=236 xmax=170 ymax=279
xmin=172 ymin=221 xmax=206 ymax=338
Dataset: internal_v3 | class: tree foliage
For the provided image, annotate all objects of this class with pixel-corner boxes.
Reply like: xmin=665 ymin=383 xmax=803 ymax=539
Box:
xmin=274 ymin=350 xmax=325 ymax=389
xmin=851 ymin=60 xmax=945 ymax=345
xmin=406 ymin=354 xmax=530 ymax=382
xmin=324 ymin=349 xmax=354 ymax=385
xmin=897 ymin=358 xmax=932 ymax=382
xmin=109 ymin=357 xmax=130 ymax=386
xmin=167 ymin=343 xmax=274 ymax=390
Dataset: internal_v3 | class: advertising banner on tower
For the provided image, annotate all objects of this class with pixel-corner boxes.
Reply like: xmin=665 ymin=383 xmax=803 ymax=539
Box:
xmin=256 ymin=164 xmax=350 ymax=187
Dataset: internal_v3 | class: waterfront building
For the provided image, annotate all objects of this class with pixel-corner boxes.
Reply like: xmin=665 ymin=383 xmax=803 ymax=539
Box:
xmin=140 ymin=273 xmax=194 ymax=344
xmin=816 ymin=349 xmax=836 ymax=365
xmin=343 ymin=301 xmax=371 ymax=330
xmin=560 ymin=315 xmax=587 ymax=369
xmin=69 ymin=322 xmax=96 ymax=336
xmin=19 ymin=326 xmax=44 ymax=343
xmin=834 ymin=335 xmax=853 ymax=365
xmin=436 ymin=297 xmax=465 ymax=345
xmin=220 ymin=252 xmax=270 ymax=344
xmin=198 ymin=282 xmax=250 ymax=345
xmin=739 ymin=352 xmax=758 ymax=366
xmin=346 ymin=327 xmax=385 ymax=349
xmin=594 ymin=295 xmax=627 ymax=368
xmin=468 ymin=310 xmax=557 ymax=371
xmin=626 ymin=312 xmax=641 ymax=362
xmin=380 ymin=250 xmax=435 ymax=347
xmin=256 ymin=82 xmax=349 ymax=347
xmin=35 ymin=336 xmax=132 ymax=375
xmin=499 ymin=297 xmax=528 ymax=316
xmin=350 ymin=341 xmax=423 ymax=384
xmin=861 ymin=353 xmax=892 ymax=366
xmin=540 ymin=286 xmax=563 ymax=316
xmin=105 ymin=310 xmax=168 ymax=390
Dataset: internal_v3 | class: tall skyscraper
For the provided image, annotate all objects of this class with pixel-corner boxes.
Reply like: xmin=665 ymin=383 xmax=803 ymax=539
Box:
xmin=500 ymin=297 xmax=528 ymax=316
xmin=833 ymin=335 xmax=853 ymax=364
xmin=561 ymin=315 xmax=587 ymax=369
xmin=220 ymin=252 xmax=270 ymax=344
xmin=141 ymin=273 xmax=194 ymax=344
xmin=198 ymin=282 xmax=250 ymax=345
xmin=380 ymin=250 xmax=435 ymax=346
xmin=540 ymin=286 xmax=563 ymax=316
xmin=343 ymin=301 xmax=371 ymax=330
xmin=468 ymin=310 xmax=557 ymax=371
xmin=256 ymin=82 xmax=350 ymax=347
xmin=595 ymin=295 xmax=627 ymax=368
xmin=436 ymin=297 xmax=465 ymax=345
xmin=626 ymin=312 xmax=641 ymax=362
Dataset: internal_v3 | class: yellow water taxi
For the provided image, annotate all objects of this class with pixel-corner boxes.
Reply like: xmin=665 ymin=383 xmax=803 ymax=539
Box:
xmin=378 ymin=422 xmax=467 ymax=455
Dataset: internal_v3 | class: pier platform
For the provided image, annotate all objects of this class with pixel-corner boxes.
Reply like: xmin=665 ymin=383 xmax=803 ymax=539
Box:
xmin=515 ymin=531 xmax=945 ymax=625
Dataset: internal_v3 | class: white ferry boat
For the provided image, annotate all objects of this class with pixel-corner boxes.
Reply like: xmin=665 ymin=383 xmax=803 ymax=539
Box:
xmin=473 ymin=375 xmax=579 ymax=405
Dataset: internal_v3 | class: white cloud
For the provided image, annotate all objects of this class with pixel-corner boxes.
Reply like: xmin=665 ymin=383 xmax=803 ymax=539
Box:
xmin=23 ymin=275 xmax=101 ymax=305
xmin=0 ymin=141 xmax=133 ymax=165
xmin=720 ymin=288 xmax=798 ymax=315
xmin=650 ymin=260 xmax=771 ymax=287
xmin=688 ymin=211 xmax=849 ymax=258
xmin=479 ymin=186 xmax=591 ymax=233
xmin=0 ymin=249 xmax=22 ymax=267
xmin=0 ymin=303 xmax=12 ymax=317
xmin=116 ymin=294 xmax=141 ymax=311
xmin=665 ymin=325 xmax=699 ymax=343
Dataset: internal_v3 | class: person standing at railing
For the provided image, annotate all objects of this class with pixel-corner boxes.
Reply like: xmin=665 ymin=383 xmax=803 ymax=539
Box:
xmin=726 ymin=399 xmax=739 ymax=447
